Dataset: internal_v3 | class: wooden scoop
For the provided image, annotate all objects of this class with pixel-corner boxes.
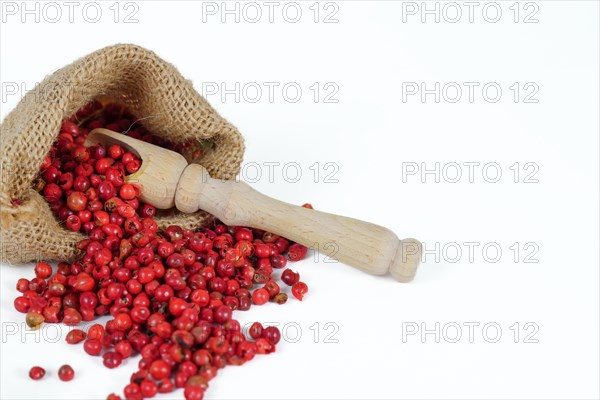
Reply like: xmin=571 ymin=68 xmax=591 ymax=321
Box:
xmin=85 ymin=129 xmax=422 ymax=282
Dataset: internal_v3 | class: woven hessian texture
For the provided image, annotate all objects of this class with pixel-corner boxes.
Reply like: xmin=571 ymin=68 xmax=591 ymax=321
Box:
xmin=0 ymin=44 xmax=244 ymax=264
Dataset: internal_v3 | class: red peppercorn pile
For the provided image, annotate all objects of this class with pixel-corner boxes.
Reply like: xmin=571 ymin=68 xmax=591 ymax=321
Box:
xmin=14 ymin=101 xmax=311 ymax=400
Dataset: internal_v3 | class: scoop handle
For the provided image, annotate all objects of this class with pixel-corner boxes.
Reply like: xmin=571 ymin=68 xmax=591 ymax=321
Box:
xmin=175 ymin=164 xmax=421 ymax=282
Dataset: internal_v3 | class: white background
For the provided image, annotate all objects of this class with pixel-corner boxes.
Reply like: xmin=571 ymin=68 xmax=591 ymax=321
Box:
xmin=1 ymin=1 xmax=599 ymax=399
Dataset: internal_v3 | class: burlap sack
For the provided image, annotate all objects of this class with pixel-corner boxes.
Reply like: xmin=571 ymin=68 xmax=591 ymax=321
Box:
xmin=0 ymin=44 xmax=244 ymax=264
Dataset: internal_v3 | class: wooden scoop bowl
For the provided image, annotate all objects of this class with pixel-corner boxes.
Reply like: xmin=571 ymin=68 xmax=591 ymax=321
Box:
xmin=85 ymin=129 xmax=422 ymax=282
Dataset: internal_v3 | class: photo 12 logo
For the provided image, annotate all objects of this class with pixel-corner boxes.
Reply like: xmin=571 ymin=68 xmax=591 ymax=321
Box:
xmin=402 ymin=321 xmax=540 ymax=343
xmin=400 ymin=1 xmax=540 ymax=24
xmin=200 ymin=81 xmax=340 ymax=104
xmin=200 ymin=1 xmax=340 ymax=23
xmin=1 ymin=1 xmax=140 ymax=24
xmin=402 ymin=82 xmax=540 ymax=104
xmin=401 ymin=162 xmax=540 ymax=184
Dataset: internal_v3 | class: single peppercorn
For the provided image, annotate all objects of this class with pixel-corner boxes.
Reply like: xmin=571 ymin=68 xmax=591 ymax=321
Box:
xmin=83 ymin=338 xmax=102 ymax=356
xmin=58 ymin=364 xmax=75 ymax=381
xmin=251 ymin=288 xmax=269 ymax=305
xmin=29 ymin=366 xmax=46 ymax=380
xmin=66 ymin=191 xmax=88 ymax=212
xmin=273 ymin=293 xmax=288 ymax=304
xmin=103 ymin=351 xmax=123 ymax=369
xmin=66 ymin=329 xmax=86 ymax=344
xmin=262 ymin=326 xmax=282 ymax=345
xmin=149 ymin=360 xmax=171 ymax=380
xmin=281 ymin=268 xmax=300 ymax=286
xmin=288 ymin=243 xmax=308 ymax=261
xmin=25 ymin=312 xmax=44 ymax=330
xmin=34 ymin=262 xmax=53 ymax=279
xmin=292 ymin=282 xmax=309 ymax=301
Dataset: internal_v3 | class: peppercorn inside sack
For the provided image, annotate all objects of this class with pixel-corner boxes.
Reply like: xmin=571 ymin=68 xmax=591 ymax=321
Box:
xmin=0 ymin=44 xmax=244 ymax=264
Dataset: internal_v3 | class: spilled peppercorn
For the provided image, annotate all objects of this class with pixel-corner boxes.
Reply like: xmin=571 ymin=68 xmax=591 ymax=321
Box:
xmin=14 ymin=101 xmax=312 ymax=400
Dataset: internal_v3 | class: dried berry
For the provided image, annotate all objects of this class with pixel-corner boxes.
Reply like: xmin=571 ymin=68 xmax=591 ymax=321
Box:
xmin=58 ymin=364 xmax=75 ymax=381
xmin=29 ymin=366 xmax=46 ymax=380
xmin=292 ymin=282 xmax=309 ymax=301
